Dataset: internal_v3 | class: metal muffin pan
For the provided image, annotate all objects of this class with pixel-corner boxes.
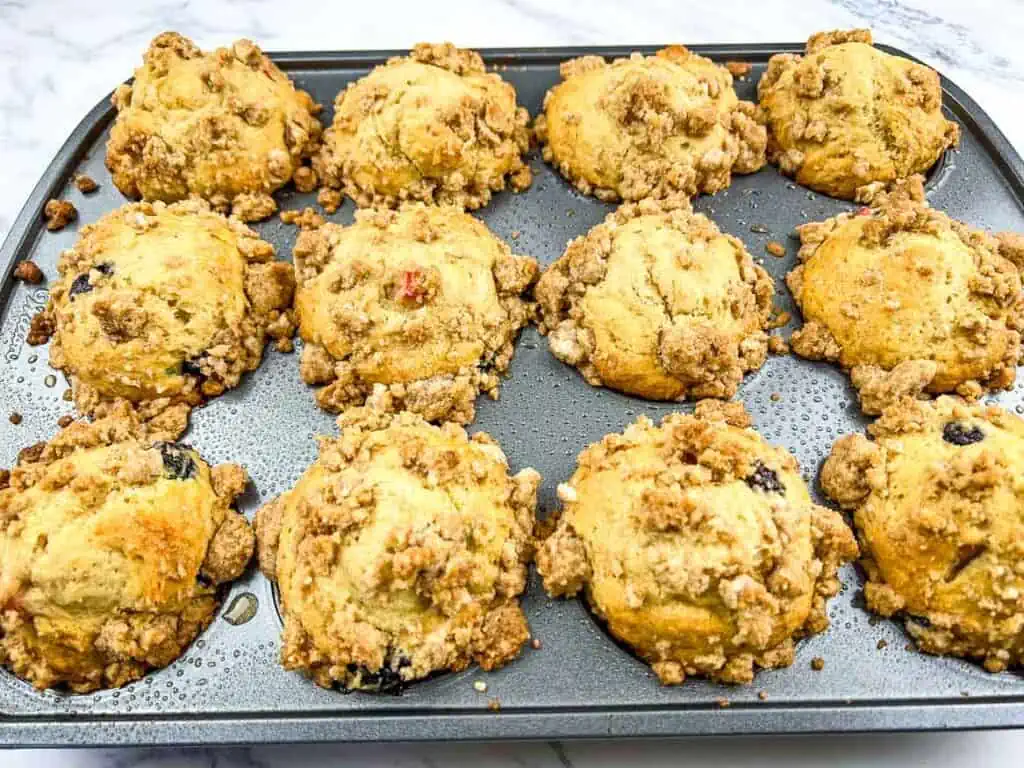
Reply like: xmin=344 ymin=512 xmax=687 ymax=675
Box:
xmin=1 ymin=44 xmax=1022 ymax=747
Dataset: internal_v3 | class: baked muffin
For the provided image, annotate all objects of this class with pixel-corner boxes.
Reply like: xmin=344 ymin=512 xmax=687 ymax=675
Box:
xmin=255 ymin=407 xmax=539 ymax=692
xmin=313 ymin=42 xmax=531 ymax=211
xmin=0 ymin=405 xmax=254 ymax=692
xmin=536 ymin=197 xmax=776 ymax=401
xmin=293 ymin=204 xmax=537 ymax=424
xmin=29 ymin=200 xmax=296 ymax=440
xmin=536 ymin=402 xmax=857 ymax=685
xmin=758 ymin=29 xmax=959 ymax=200
xmin=822 ymin=397 xmax=1024 ymax=672
xmin=787 ymin=177 xmax=1024 ymax=414
xmin=535 ymin=46 xmax=766 ymax=202
xmin=106 ymin=31 xmax=322 ymax=221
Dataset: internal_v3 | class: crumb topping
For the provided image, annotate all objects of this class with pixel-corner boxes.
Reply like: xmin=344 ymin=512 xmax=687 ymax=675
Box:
xmin=30 ymin=199 xmax=296 ymax=440
xmin=537 ymin=46 xmax=766 ymax=201
xmin=105 ymin=31 xmax=322 ymax=221
xmin=821 ymin=396 xmax=1024 ymax=672
xmin=758 ymin=29 xmax=958 ymax=199
xmin=536 ymin=196 xmax=775 ymax=401
xmin=788 ymin=176 xmax=1024 ymax=414
xmin=293 ymin=204 xmax=536 ymax=424
xmin=314 ymin=42 xmax=531 ymax=211
xmin=0 ymin=404 xmax=253 ymax=691
xmin=255 ymin=407 xmax=538 ymax=690
xmin=536 ymin=404 xmax=857 ymax=684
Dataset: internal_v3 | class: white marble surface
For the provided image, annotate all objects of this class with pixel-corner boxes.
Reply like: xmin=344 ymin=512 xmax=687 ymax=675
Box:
xmin=2 ymin=0 xmax=1023 ymax=764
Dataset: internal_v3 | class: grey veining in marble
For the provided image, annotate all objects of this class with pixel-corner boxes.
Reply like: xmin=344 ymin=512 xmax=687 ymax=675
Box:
xmin=1 ymin=0 xmax=1022 ymax=766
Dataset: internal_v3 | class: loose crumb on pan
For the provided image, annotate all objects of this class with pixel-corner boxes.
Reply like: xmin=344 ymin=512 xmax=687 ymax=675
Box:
xmin=770 ymin=392 xmax=782 ymax=402
xmin=766 ymin=240 xmax=786 ymax=257
xmin=726 ymin=61 xmax=752 ymax=77
xmin=317 ymin=187 xmax=343 ymax=213
xmin=716 ymin=697 xmax=731 ymax=708
xmin=9 ymin=412 xmax=22 ymax=425
xmin=530 ymin=637 xmax=542 ymax=650
xmin=74 ymin=174 xmax=99 ymax=193
xmin=758 ymin=690 xmax=769 ymax=701
xmin=877 ymin=639 xmax=888 ymax=650
xmin=13 ymin=261 xmax=44 ymax=284
xmin=292 ymin=166 xmax=318 ymax=193
xmin=488 ymin=699 xmax=502 ymax=712
xmin=811 ymin=657 xmax=825 ymax=671
xmin=473 ymin=680 xmax=488 ymax=693
xmin=44 ymin=199 xmax=77 ymax=231
xmin=280 ymin=207 xmax=325 ymax=229
xmin=57 ymin=415 xmax=74 ymax=428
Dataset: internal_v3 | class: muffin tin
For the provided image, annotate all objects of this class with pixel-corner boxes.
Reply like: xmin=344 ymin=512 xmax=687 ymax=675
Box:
xmin=1 ymin=43 xmax=1023 ymax=746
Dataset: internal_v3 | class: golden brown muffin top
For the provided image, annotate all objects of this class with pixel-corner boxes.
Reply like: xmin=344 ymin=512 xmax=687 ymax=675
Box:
xmin=536 ymin=196 xmax=776 ymax=401
xmin=32 ymin=199 xmax=296 ymax=440
xmin=758 ymin=29 xmax=959 ymax=199
xmin=536 ymin=46 xmax=766 ymax=202
xmin=0 ymin=405 xmax=253 ymax=692
xmin=105 ymin=31 xmax=322 ymax=220
xmin=313 ymin=42 xmax=532 ymax=211
xmin=255 ymin=407 xmax=539 ymax=691
xmin=787 ymin=177 xmax=1024 ymax=414
xmin=822 ymin=396 xmax=1024 ymax=672
xmin=536 ymin=403 xmax=857 ymax=684
xmin=293 ymin=204 xmax=537 ymax=424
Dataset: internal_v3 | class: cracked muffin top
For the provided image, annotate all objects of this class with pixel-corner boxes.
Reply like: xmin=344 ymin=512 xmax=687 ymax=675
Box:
xmin=787 ymin=177 xmax=1024 ymax=415
xmin=0 ymin=405 xmax=254 ymax=692
xmin=822 ymin=396 xmax=1024 ymax=673
xmin=535 ymin=46 xmax=766 ymax=202
xmin=293 ymin=204 xmax=537 ymax=424
xmin=758 ymin=29 xmax=959 ymax=200
xmin=536 ymin=402 xmax=858 ymax=685
xmin=536 ymin=196 xmax=776 ymax=401
xmin=106 ymin=31 xmax=322 ymax=221
xmin=30 ymin=199 xmax=296 ymax=440
xmin=255 ymin=407 xmax=539 ymax=692
xmin=313 ymin=42 xmax=532 ymax=210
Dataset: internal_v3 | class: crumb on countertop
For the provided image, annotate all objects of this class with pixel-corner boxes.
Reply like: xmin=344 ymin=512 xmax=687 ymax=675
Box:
xmin=44 ymin=199 xmax=77 ymax=231
xmin=13 ymin=260 xmax=44 ymax=284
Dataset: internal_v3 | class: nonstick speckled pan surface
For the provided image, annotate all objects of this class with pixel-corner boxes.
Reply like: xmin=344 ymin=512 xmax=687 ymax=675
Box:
xmin=1 ymin=44 xmax=1023 ymax=746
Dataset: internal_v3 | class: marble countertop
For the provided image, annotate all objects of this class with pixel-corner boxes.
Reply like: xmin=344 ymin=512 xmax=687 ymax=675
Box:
xmin=2 ymin=0 xmax=1023 ymax=765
